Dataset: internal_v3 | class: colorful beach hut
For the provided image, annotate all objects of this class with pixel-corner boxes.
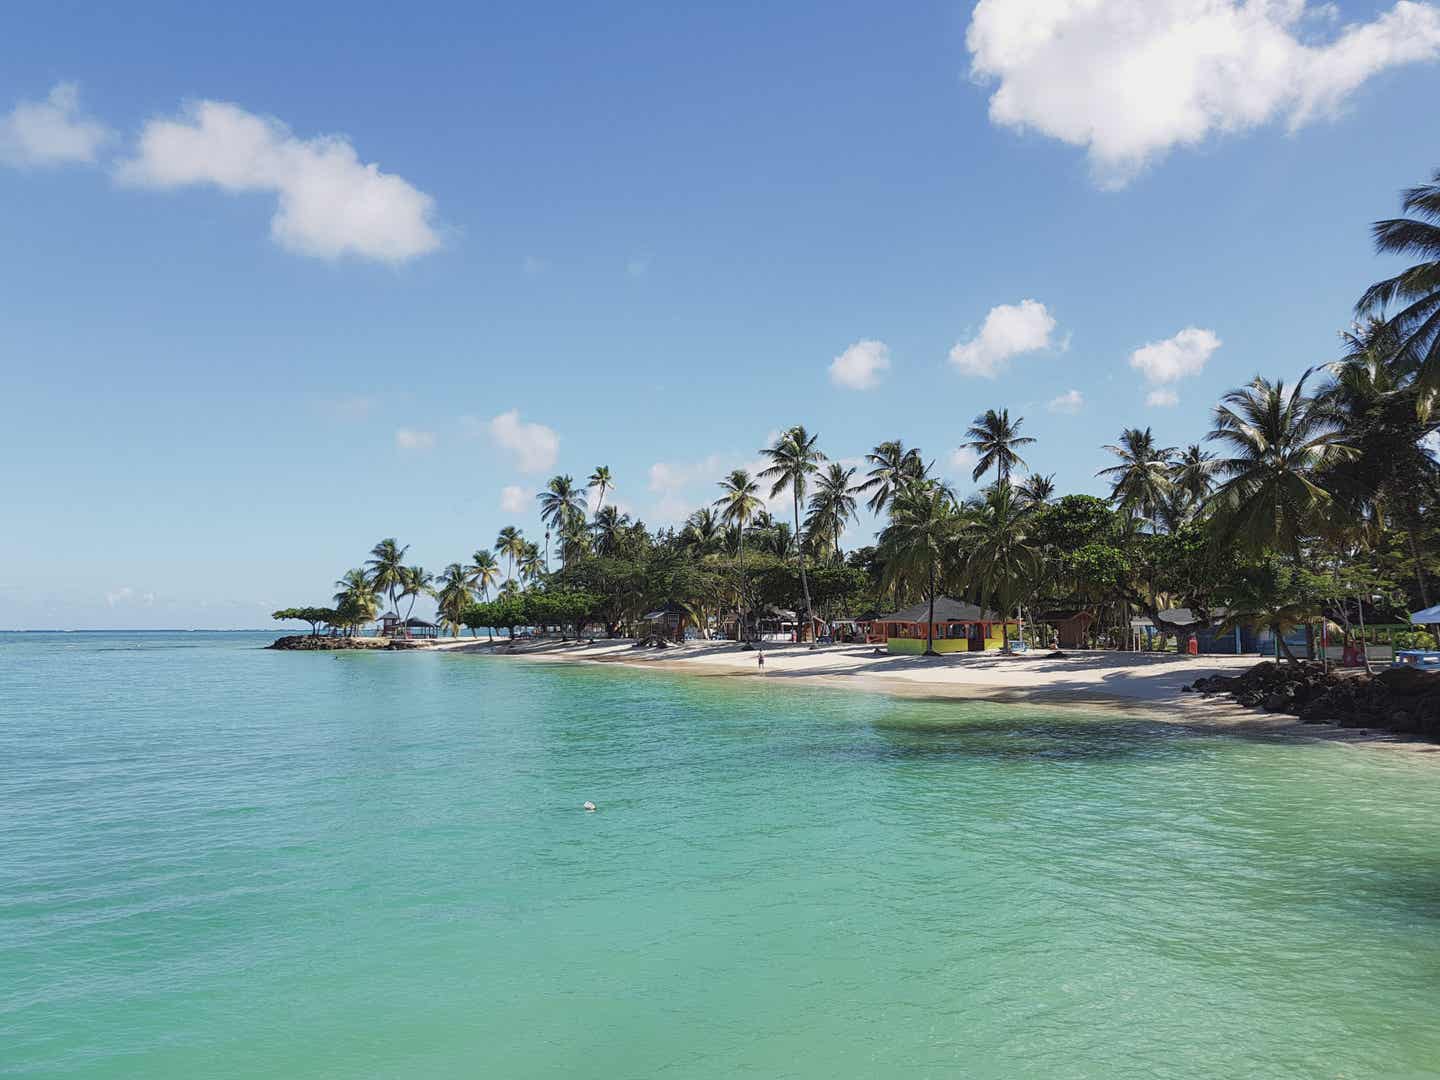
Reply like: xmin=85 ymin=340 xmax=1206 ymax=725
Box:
xmin=872 ymin=597 xmax=1005 ymax=654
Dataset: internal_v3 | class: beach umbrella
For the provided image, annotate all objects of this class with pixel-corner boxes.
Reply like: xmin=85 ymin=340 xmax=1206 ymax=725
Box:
xmin=1409 ymin=604 xmax=1440 ymax=625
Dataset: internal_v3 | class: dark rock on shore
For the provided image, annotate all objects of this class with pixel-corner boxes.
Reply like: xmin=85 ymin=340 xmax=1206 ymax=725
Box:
xmin=267 ymin=635 xmax=392 ymax=651
xmin=1188 ymin=660 xmax=1440 ymax=738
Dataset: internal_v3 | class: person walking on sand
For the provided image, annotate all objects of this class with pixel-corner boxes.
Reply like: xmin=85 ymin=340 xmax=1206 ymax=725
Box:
xmin=757 ymin=648 xmax=766 ymax=674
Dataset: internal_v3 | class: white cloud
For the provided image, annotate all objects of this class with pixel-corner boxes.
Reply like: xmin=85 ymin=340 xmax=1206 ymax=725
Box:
xmin=829 ymin=339 xmax=892 ymax=390
xmin=500 ymin=485 xmax=529 ymax=513
xmin=649 ymin=455 xmax=727 ymax=494
xmin=1047 ymin=388 xmax=1084 ymax=413
xmin=1130 ymin=327 xmax=1221 ymax=385
xmin=487 ymin=409 xmax=559 ymax=473
xmin=105 ymin=586 xmax=155 ymax=608
xmin=1146 ymin=388 xmax=1181 ymax=407
xmin=321 ymin=394 xmax=376 ymax=421
xmin=0 ymin=83 xmax=111 ymax=168
xmin=948 ymin=446 xmax=979 ymax=475
xmin=395 ymin=427 xmax=436 ymax=451
xmin=967 ymin=0 xmax=1440 ymax=187
xmin=949 ymin=299 xmax=1057 ymax=377
xmin=117 ymin=100 xmax=439 ymax=262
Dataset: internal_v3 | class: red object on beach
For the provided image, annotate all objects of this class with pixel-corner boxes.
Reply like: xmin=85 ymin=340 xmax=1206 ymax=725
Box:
xmin=1186 ymin=637 xmax=1198 ymax=656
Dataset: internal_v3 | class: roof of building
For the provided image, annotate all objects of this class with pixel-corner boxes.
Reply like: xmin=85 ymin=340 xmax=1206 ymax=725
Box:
xmin=877 ymin=596 xmax=999 ymax=623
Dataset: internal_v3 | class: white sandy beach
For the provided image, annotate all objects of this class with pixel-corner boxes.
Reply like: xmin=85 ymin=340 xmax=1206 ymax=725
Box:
xmin=428 ymin=636 xmax=1433 ymax=750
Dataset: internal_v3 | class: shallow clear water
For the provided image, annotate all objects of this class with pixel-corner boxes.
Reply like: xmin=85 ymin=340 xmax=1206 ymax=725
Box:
xmin=3 ymin=632 xmax=1439 ymax=1079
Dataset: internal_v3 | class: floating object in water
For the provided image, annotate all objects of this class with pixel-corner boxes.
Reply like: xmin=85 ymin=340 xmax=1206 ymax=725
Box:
xmin=583 ymin=801 xmax=597 ymax=812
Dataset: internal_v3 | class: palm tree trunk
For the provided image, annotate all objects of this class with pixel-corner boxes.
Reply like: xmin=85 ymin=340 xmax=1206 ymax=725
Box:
xmin=738 ymin=528 xmax=748 ymax=644
xmin=794 ymin=489 xmax=815 ymax=646
xmin=1407 ymin=520 xmax=1431 ymax=607
xmin=924 ymin=557 xmax=937 ymax=656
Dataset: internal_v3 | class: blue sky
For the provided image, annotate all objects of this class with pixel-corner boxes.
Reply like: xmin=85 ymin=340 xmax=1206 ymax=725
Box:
xmin=3 ymin=0 xmax=1438 ymax=629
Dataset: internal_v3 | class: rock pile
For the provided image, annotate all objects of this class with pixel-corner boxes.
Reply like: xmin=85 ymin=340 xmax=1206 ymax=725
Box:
xmin=267 ymin=635 xmax=391 ymax=651
xmin=1186 ymin=661 xmax=1440 ymax=737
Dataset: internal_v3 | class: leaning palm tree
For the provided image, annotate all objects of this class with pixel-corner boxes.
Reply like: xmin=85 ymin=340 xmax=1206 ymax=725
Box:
xmin=538 ymin=476 xmax=586 ymax=569
xmin=587 ymin=465 xmax=614 ymax=515
xmin=1357 ymin=170 xmax=1440 ymax=419
xmin=760 ymin=426 xmax=826 ymax=644
xmin=496 ymin=526 xmax=526 ymax=584
xmin=806 ymin=462 xmax=859 ymax=559
xmin=333 ymin=568 xmax=379 ymax=630
xmin=965 ymin=409 xmax=1035 ymax=485
xmin=518 ymin=542 xmax=545 ymax=586
xmin=1205 ymin=370 xmax=1353 ymax=557
xmin=1171 ymin=444 xmax=1219 ymax=514
xmin=714 ymin=469 xmax=763 ymax=642
xmin=962 ymin=482 xmax=1041 ymax=652
xmin=854 ymin=440 xmax=927 ymax=516
xmin=435 ymin=563 xmax=471 ymax=636
xmin=1097 ymin=428 xmax=1177 ymax=528
xmin=877 ymin=480 xmax=963 ymax=656
xmin=399 ymin=565 xmax=435 ymax=631
xmin=365 ymin=538 xmax=409 ymax=626
xmin=466 ymin=549 xmax=501 ymax=600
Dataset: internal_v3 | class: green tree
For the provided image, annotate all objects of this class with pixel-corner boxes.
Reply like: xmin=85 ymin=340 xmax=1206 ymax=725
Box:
xmin=496 ymin=526 xmax=526 ymax=584
xmin=1097 ymin=428 xmax=1175 ymax=527
xmin=854 ymin=440 xmax=927 ymax=515
xmin=965 ymin=408 xmax=1035 ymax=485
xmin=365 ymin=538 xmax=409 ymax=622
xmin=760 ymin=426 xmax=827 ymax=644
xmin=806 ymin=462 xmax=859 ymax=560
xmin=587 ymin=466 xmax=614 ymax=515
xmin=435 ymin=563 xmax=471 ymax=635
xmin=714 ymin=468 xmax=763 ymax=641
xmin=466 ymin=549 xmax=501 ymax=600
xmin=400 ymin=566 xmax=434 ymax=628
xmin=1357 ymin=169 xmax=1440 ymax=419
xmin=877 ymin=480 xmax=963 ymax=656
xmin=1206 ymin=371 xmax=1352 ymax=557
xmin=962 ymin=481 xmax=1041 ymax=651
xmin=538 ymin=475 xmax=586 ymax=569
xmin=333 ymin=568 xmax=378 ymax=627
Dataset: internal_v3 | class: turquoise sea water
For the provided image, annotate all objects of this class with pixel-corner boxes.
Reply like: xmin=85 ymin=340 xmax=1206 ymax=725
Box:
xmin=3 ymin=632 xmax=1439 ymax=1079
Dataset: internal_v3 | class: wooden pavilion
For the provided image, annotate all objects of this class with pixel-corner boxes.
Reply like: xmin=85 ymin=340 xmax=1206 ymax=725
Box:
xmin=871 ymin=597 xmax=1007 ymax=654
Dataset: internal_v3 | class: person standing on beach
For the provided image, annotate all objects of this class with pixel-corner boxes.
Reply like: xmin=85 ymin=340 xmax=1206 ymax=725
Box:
xmin=757 ymin=649 xmax=765 ymax=674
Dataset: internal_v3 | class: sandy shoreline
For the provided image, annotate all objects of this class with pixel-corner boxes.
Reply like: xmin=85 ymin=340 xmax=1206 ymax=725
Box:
xmin=425 ymin=637 xmax=1437 ymax=754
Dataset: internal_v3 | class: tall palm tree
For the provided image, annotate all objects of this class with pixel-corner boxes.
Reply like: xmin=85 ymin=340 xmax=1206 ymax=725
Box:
xmin=399 ymin=566 xmax=434 ymax=630
xmin=538 ymin=476 xmax=586 ymax=569
xmin=496 ymin=526 xmax=526 ymax=584
xmin=1357 ymin=170 xmax=1440 ymax=419
xmin=1097 ymin=428 xmax=1177 ymax=527
xmin=435 ymin=563 xmax=471 ymax=636
xmin=854 ymin=440 xmax=927 ymax=515
xmin=592 ymin=505 xmax=631 ymax=557
xmin=965 ymin=409 xmax=1035 ymax=485
xmin=1017 ymin=472 xmax=1056 ymax=508
xmin=760 ymin=426 xmax=826 ymax=644
xmin=466 ymin=549 xmax=501 ymax=600
xmin=877 ymin=480 xmax=962 ymax=656
xmin=714 ymin=469 xmax=763 ymax=642
xmin=806 ymin=462 xmax=859 ymax=559
xmin=518 ymin=542 xmax=545 ymax=585
xmin=1206 ymin=370 xmax=1353 ymax=556
xmin=587 ymin=466 xmax=614 ymax=515
xmin=681 ymin=507 xmax=722 ymax=556
xmin=365 ymin=538 xmax=409 ymax=623
xmin=1171 ymin=444 xmax=1219 ymax=513
xmin=962 ymin=482 xmax=1041 ymax=653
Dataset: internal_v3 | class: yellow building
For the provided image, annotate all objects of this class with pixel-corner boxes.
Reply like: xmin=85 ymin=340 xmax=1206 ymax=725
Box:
xmin=873 ymin=597 xmax=1007 ymax=655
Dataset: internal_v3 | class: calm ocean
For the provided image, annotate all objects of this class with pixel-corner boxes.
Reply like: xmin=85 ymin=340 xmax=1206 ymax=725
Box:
xmin=3 ymin=632 xmax=1438 ymax=1078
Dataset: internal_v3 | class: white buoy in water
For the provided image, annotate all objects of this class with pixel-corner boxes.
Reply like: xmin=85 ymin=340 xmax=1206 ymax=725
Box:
xmin=583 ymin=801 xmax=597 ymax=812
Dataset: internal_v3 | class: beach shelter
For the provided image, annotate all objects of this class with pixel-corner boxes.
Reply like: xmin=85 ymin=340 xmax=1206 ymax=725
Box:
xmin=1409 ymin=604 xmax=1440 ymax=626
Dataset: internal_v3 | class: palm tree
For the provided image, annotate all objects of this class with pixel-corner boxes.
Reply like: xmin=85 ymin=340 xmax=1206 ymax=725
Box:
xmin=962 ymin=482 xmax=1041 ymax=652
xmin=518 ymin=542 xmax=545 ymax=585
xmin=965 ymin=409 xmax=1035 ymax=485
xmin=435 ymin=563 xmax=471 ymax=636
xmin=877 ymin=480 xmax=963 ymax=656
xmin=1206 ymin=370 xmax=1352 ymax=556
xmin=538 ymin=476 xmax=586 ymax=569
xmin=467 ymin=549 xmax=501 ymax=600
xmin=760 ymin=426 xmax=826 ymax=644
xmin=365 ymin=538 xmax=409 ymax=625
xmin=1097 ymin=428 xmax=1177 ymax=527
xmin=1017 ymin=472 xmax=1056 ymax=507
xmin=496 ymin=526 xmax=526 ymax=584
xmin=399 ymin=566 xmax=434 ymax=631
xmin=806 ymin=463 xmax=859 ymax=559
xmin=587 ymin=466 xmax=614 ymax=515
xmin=714 ymin=469 xmax=763 ymax=642
xmin=592 ymin=505 xmax=631 ymax=557
xmin=681 ymin=507 xmax=722 ymax=556
xmin=1357 ymin=170 xmax=1440 ymax=419
xmin=1171 ymin=444 xmax=1219 ymax=512
xmin=854 ymin=440 xmax=927 ymax=515
xmin=333 ymin=568 xmax=379 ymax=632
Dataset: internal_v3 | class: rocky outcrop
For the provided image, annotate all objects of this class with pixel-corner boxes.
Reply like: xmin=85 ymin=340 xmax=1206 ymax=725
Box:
xmin=267 ymin=635 xmax=392 ymax=651
xmin=1186 ymin=661 xmax=1440 ymax=737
